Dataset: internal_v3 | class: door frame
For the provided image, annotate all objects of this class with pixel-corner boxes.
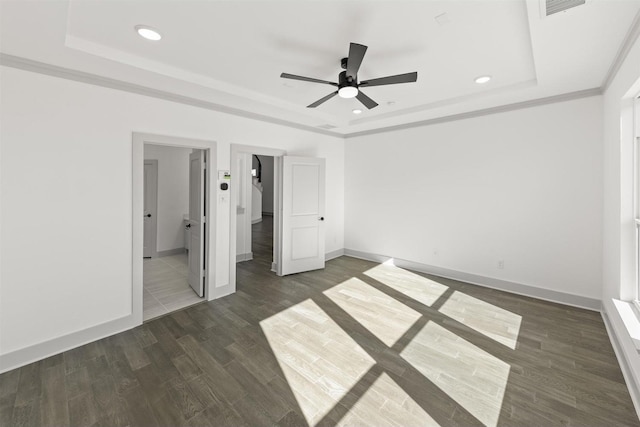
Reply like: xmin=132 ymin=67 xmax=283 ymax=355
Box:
xmin=142 ymin=159 xmax=158 ymax=258
xmin=230 ymin=144 xmax=285 ymax=289
xmin=133 ymin=133 xmax=216 ymax=325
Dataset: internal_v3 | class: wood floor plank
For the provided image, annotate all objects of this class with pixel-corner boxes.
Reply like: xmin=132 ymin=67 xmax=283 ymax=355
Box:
xmin=40 ymin=364 xmax=70 ymax=427
xmin=147 ymin=320 xmax=186 ymax=359
xmin=132 ymin=365 xmax=167 ymax=404
xmin=68 ymin=392 xmax=99 ymax=427
xmin=14 ymin=362 xmax=41 ymax=406
xmin=65 ymin=366 xmax=91 ymax=400
xmin=177 ymin=335 xmax=247 ymax=404
xmin=0 ymin=369 xmax=20 ymax=399
xmin=133 ymin=325 xmax=158 ymax=348
xmin=120 ymin=331 xmax=151 ymax=371
xmin=2 ymin=217 xmax=638 ymax=426
xmin=90 ymin=374 xmax=119 ymax=416
xmin=149 ymin=391 xmax=187 ymax=427
xmin=187 ymin=375 xmax=223 ymax=409
xmin=110 ymin=359 xmax=140 ymax=395
xmin=224 ymin=359 xmax=291 ymax=421
xmin=276 ymin=409 xmax=307 ymax=427
xmin=144 ymin=342 xmax=181 ymax=382
xmin=165 ymin=376 xmax=205 ymax=421
xmin=172 ymin=354 xmax=204 ymax=381
xmin=122 ymin=387 xmax=159 ymax=427
xmin=232 ymin=394 xmax=278 ymax=426
xmin=10 ymin=397 xmax=40 ymax=427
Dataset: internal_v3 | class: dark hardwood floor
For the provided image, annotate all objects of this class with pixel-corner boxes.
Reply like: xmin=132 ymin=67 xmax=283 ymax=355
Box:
xmin=1 ymin=217 xmax=638 ymax=426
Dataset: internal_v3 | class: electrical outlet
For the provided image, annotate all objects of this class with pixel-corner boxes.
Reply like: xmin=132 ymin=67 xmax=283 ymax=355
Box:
xmin=498 ymin=260 xmax=504 ymax=269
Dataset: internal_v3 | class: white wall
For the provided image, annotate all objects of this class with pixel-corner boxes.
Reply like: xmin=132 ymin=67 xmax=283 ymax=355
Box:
xmin=0 ymin=66 xmax=344 ymax=366
xmin=345 ymin=96 xmax=603 ymax=301
xmin=144 ymin=144 xmax=191 ymax=253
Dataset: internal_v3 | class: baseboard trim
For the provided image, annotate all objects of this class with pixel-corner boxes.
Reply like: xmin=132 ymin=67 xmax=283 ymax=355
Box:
xmin=251 ymin=218 xmax=262 ymax=225
xmin=157 ymin=247 xmax=186 ymax=257
xmin=326 ymin=248 xmax=345 ymax=261
xmin=236 ymin=252 xmax=253 ymax=263
xmin=602 ymin=303 xmax=640 ymax=419
xmin=0 ymin=314 xmax=136 ymax=374
xmin=343 ymin=249 xmax=601 ymax=311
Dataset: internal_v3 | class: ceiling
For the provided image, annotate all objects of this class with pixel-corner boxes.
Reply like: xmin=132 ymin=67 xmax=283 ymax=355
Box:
xmin=1 ymin=0 xmax=639 ymax=137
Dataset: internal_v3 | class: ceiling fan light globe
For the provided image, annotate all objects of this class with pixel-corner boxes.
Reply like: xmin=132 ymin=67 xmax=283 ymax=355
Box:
xmin=338 ymin=86 xmax=358 ymax=99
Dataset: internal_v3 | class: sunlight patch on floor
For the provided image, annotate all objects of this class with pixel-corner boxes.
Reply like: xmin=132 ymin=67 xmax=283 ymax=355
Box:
xmin=364 ymin=261 xmax=448 ymax=307
xmin=324 ymin=277 xmax=421 ymax=347
xmin=260 ymin=299 xmax=375 ymax=426
xmin=439 ymin=291 xmax=522 ymax=349
xmin=337 ymin=372 xmax=441 ymax=426
xmin=400 ymin=321 xmax=510 ymax=427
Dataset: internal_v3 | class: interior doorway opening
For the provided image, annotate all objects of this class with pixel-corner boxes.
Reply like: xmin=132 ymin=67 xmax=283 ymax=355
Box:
xmin=236 ymin=153 xmax=277 ymax=272
xmin=230 ymin=145 xmax=327 ymax=288
xmin=142 ymin=143 xmax=207 ymax=321
xmin=230 ymin=145 xmax=285 ymax=289
xmin=248 ymin=154 xmax=275 ymax=271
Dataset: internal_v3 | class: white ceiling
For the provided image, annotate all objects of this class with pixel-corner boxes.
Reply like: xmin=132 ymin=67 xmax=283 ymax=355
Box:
xmin=1 ymin=0 xmax=639 ymax=136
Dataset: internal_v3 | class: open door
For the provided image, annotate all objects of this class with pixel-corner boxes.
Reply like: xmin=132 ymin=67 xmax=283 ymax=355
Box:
xmin=188 ymin=149 xmax=205 ymax=297
xmin=279 ymin=156 xmax=326 ymax=276
xmin=143 ymin=160 xmax=158 ymax=258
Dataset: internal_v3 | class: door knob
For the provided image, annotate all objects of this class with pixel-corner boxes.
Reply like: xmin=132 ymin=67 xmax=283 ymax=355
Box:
xmin=319 ymin=217 xmax=325 ymax=221
xmin=145 ymin=214 xmax=152 ymax=218
xmin=185 ymin=224 xmax=191 ymax=229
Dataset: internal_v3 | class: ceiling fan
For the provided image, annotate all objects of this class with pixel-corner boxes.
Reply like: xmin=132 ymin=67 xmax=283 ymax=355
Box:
xmin=280 ymin=42 xmax=418 ymax=110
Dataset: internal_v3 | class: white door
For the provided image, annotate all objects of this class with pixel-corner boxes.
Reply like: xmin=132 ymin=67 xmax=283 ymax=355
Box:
xmin=188 ymin=150 xmax=205 ymax=297
xmin=143 ymin=160 xmax=158 ymax=258
xmin=279 ymin=156 xmax=326 ymax=276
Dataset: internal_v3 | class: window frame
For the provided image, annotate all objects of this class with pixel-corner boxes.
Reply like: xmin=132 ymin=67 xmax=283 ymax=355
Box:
xmin=634 ymin=95 xmax=640 ymax=310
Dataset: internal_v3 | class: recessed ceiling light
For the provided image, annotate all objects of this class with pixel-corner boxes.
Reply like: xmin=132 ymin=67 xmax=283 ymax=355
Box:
xmin=135 ymin=25 xmax=162 ymax=41
xmin=475 ymin=75 xmax=491 ymax=84
xmin=352 ymin=109 xmax=362 ymax=114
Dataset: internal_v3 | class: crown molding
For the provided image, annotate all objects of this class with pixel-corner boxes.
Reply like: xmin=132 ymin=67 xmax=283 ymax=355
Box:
xmin=0 ymin=53 xmax=604 ymax=140
xmin=0 ymin=53 xmax=343 ymax=139
xmin=602 ymin=9 xmax=640 ymax=91
xmin=343 ymin=87 xmax=602 ymax=138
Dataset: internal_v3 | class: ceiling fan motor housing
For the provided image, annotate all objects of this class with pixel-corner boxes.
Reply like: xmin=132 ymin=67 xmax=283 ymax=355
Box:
xmin=339 ymin=70 xmax=357 ymax=89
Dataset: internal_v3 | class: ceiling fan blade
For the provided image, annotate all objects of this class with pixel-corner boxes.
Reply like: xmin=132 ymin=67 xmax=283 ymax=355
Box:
xmin=359 ymin=72 xmax=418 ymax=87
xmin=307 ymin=91 xmax=339 ymax=108
xmin=346 ymin=43 xmax=367 ymax=79
xmin=281 ymin=73 xmax=338 ymax=86
xmin=356 ymin=90 xmax=378 ymax=109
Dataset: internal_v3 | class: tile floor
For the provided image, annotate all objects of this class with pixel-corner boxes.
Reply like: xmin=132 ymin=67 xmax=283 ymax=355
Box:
xmin=143 ymin=252 xmax=203 ymax=321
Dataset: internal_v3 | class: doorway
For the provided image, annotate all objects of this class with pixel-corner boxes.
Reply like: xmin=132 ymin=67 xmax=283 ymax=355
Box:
xmin=132 ymin=133 xmax=216 ymax=326
xmin=142 ymin=144 xmax=206 ymax=320
xmin=248 ymin=154 xmax=275 ymax=270
xmin=230 ymin=145 xmax=285 ymax=289
xmin=230 ymin=145 xmax=327 ymax=287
